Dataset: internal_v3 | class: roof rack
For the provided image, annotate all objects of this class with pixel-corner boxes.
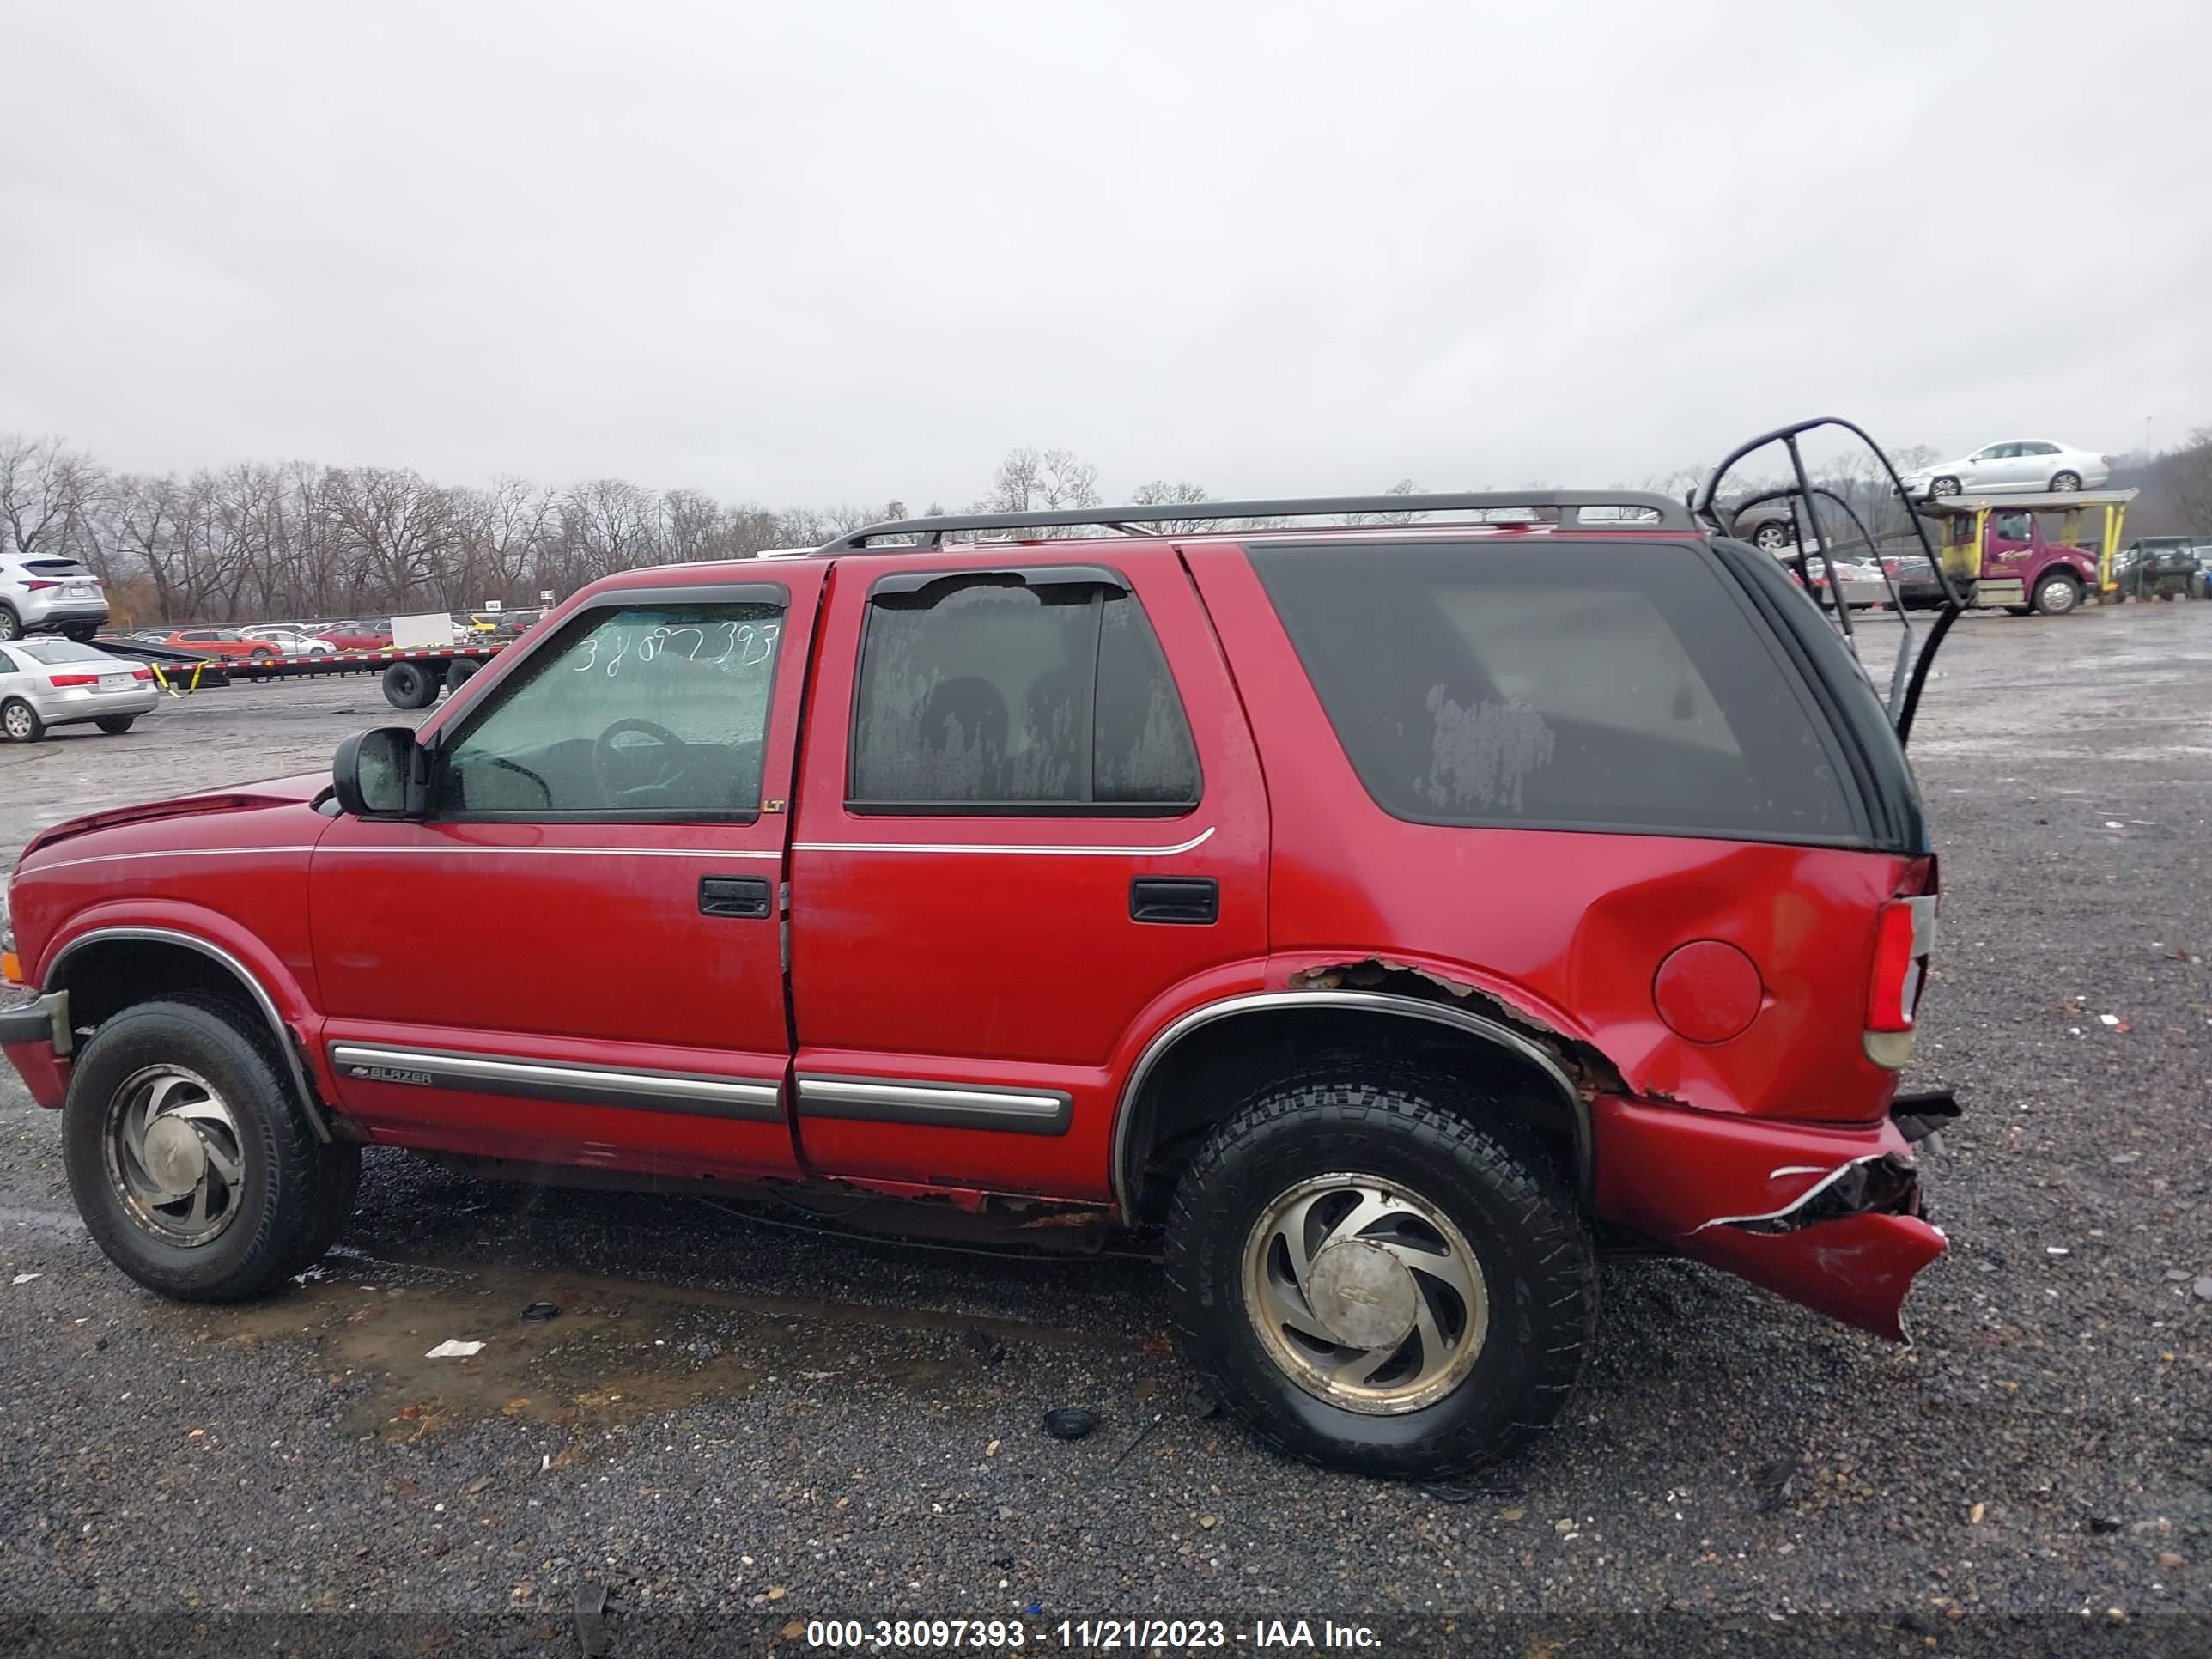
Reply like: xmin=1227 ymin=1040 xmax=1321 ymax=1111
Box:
xmin=817 ymin=490 xmax=1695 ymax=551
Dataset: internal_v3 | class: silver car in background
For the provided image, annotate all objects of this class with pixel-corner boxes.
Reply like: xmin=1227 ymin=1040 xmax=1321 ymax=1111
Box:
xmin=1897 ymin=441 xmax=2112 ymax=498
xmin=0 ymin=552 xmax=109 ymax=643
xmin=0 ymin=638 xmax=161 ymax=742
xmin=239 ymin=625 xmax=338 ymax=657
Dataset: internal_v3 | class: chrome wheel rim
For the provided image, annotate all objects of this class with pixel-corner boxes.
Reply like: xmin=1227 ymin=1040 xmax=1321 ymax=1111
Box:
xmin=102 ymin=1065 xmax=246 ymax=1246
xmin=1755 ymin=525 xmax=1789 ymax=550
xmin=2043 ymin=581 xmax=2076 ymax=613
xmin=1242 ymin=1172 xmax=1488 ymax=1415
xmin=3 ymin=704 xmax=30 ymax=738
xmin=2053 ymin=473 xmax=2078 ymax=492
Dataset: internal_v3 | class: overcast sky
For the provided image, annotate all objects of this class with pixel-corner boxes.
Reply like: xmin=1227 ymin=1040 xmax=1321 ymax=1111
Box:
xmin=4 ymin=0 xmax=2206 ymax=507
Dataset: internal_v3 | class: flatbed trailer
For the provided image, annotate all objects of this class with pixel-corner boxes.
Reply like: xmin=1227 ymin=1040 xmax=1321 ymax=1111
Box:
xmin=93 ymin=639 xmax=507 ymax=708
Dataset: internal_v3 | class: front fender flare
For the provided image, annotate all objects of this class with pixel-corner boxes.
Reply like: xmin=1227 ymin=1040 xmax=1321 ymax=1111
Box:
xmin=43 ymin=917 xmax=332 ymax=1142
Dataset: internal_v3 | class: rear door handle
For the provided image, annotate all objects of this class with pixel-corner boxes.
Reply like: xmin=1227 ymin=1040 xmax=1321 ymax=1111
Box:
xmin=699 ymin=875 xmax=773 ymax=919
xmin=1130 ymin=876 xmax=1218 ymax=925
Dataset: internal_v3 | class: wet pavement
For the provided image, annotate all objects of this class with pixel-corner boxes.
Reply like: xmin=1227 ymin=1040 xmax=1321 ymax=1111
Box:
xmin=3 ymin=605 xmax=2212 ymax=1653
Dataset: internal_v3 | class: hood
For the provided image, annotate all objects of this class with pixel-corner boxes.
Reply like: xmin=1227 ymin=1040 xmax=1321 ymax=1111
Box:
xmin=21 ymin=772 xmax=328 ymax=860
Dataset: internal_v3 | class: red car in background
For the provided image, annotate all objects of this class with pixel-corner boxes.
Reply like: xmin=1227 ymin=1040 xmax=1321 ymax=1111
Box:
xmin=313 ymin=618 xmax=394 ymax=651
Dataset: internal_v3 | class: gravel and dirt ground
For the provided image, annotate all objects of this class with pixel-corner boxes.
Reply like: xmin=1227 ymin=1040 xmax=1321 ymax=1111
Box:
xmin=3 ymin=606 xmax=2210 ymax=1656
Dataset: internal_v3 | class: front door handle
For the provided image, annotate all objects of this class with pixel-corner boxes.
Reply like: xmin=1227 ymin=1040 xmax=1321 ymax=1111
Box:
xmin=1130 ymin=876 xmax=1218 ymax=925
xmin=699 ymin=875 xmax=773 ymax=919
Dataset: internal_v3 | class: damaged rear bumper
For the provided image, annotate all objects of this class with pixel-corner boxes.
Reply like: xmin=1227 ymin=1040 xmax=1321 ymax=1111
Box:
xmin=1590 ymin=1094 xmax=1947 ymax=1341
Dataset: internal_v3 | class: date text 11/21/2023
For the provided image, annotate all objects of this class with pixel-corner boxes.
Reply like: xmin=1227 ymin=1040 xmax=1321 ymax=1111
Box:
xmin=802 ymin=1619 xmax=1382 ymax=1650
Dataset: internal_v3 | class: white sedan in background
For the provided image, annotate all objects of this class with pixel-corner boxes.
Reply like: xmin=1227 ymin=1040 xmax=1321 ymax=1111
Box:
xmin=239 ymin=626 xmax=337 ymax=658
xmin=0 ymin=637 xmax=161 ymax=742
xmin=1898 ymin=441 xmax=2112 ymax=498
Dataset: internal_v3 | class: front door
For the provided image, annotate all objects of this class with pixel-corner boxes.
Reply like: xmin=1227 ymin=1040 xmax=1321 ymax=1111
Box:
xmin=787 ymin=552 xmax=1269 ymax=1202
xmin=309 ymin=569 xmax=823 ymax=1181
xmin=1984 ymin=509 xmax=2035 ymax=578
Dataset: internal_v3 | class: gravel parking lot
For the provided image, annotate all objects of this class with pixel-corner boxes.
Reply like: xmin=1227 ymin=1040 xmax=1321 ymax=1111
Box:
xmin=3 ymin=608 xmax=2211 ymax=1656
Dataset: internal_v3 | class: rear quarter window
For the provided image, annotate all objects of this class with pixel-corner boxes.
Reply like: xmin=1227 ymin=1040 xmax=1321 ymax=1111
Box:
xmin=1249 ymin=538 xmax=1865 ymax=843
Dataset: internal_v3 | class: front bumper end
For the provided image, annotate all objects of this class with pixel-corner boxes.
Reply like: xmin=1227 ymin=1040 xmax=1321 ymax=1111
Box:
xmin=0 ymin=990 xmax=71 ymax=1110
xmin=1592 ymin=1094 xmax=1947 ymax=1341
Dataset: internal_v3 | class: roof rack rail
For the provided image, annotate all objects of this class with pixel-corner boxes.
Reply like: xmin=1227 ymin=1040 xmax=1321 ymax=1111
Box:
xmin=818 ymin=490 xmax=1696 ymax=551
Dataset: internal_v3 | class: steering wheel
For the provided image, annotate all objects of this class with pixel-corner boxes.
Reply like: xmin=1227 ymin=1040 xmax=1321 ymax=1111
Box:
xmin=591 ymin=718 xmax=691 ymax=802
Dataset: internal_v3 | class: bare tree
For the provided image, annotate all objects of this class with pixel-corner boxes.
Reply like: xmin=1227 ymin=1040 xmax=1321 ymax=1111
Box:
xmin=1340 ymin=477 xmax=1423 ymax=526
xmin=551 ymin=477 xmax=660 ymax=586
xmin=325 ymin=467 xmax=457 ymax=609
xmin=1131 ymin=478 xmax=1212 ymax=534
xmin=0 ymin=434 xmax=106 ymax=564
xmin=2165 ymin=428 xmax=2212 ymax=534
xmin=451 ymin=477 xmax=551 ymax=603
xmin=661 ymin=487 xmax=728 ymax=566
xmin=973 ymin=446 xmax=1102 ymax=534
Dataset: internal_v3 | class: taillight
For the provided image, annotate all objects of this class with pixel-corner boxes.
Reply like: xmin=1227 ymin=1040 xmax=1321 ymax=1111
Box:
xmin=24 ymin=580 xmax=59 ymax=592
xmin=131 ymin=667 xmax=153 ymax=681
xmin=48 ymin=673 xmax=99 ymax=687
xmin=1864 ymin=893 xmax=1938 ymax=1067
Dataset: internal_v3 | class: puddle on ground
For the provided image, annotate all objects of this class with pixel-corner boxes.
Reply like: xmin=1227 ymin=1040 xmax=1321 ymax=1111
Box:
xmin=187 ymin=1247 xmax=1064 ymax=1443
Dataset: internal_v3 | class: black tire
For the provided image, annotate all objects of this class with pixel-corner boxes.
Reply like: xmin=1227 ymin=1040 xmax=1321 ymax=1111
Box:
xmin=2050 ymin=471 xmax=2081 ymax=493
xmin=62 ymin=624 xmax=100 ymax=643
xmin=444 ymin=658 xmax=479 ymax=693
xmin=381 ymin=659 xmax=438 ymax=710
xmin=1164 ymin=1066 xmax=1595 ymax=1479
xmin=1751 ymin=521 xmax=1791 ymax=551
xmin=94 ymin=715 xmax=136 ymax=735
xmin=2032 ymin=571 xmax=2081 ymax=617
xmin=61 ymin=994 xmax=361 ymax=1303
xmin=0 ymin=604 xmax=20 ymax=642
xmin=2 ymin=696 xmax=44 ymax=743
xmin=1931 ymin=475 xmax=1961 ymax=497
xmin=2002 ymin=605 xmax=2033 ymax=617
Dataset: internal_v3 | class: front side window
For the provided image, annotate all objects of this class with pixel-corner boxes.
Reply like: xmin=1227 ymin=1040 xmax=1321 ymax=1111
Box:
xmin=433 ymin=599 xmax=785 ymax=818
xmin=1252 ymin=540 xmax=1862 ymax=843
xmin=848 ymin=572 xmax=1199 ymax=813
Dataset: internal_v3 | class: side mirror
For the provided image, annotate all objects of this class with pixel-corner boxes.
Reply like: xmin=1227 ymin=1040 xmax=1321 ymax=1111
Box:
xmin=332 ymin=726 xmax=428 ymax=818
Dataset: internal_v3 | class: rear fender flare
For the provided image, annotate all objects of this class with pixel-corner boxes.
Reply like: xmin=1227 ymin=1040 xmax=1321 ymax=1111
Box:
xmin=1109 ymin=988 xmax=1593 ymax=1214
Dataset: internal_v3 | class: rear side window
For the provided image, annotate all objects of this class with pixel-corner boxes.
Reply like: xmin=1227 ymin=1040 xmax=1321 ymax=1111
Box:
xmin=1250 ymin=539 xmax=1862 ymax=842
xmin=13 ymin=640 xmax=110 ymax=665
xmin=849 ymin=572 xmax=1199 ymax=814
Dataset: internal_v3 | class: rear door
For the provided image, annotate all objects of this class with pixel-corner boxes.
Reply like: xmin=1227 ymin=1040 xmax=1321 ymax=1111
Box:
xmin=787 ymin=552 xmax=1269 ymax=1201
xmin=309 ymin=569 xmax=823 ymax=1180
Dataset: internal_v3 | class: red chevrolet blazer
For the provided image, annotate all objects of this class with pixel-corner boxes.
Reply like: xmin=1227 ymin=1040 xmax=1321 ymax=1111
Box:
xmin=0 ymin=435 xmax=1956 ymax=1477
